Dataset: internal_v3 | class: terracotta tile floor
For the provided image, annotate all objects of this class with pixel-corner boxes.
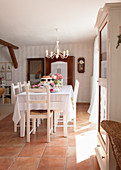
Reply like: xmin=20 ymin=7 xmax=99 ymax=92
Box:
xmin=0 ymin=103 xmax=100 ymax=170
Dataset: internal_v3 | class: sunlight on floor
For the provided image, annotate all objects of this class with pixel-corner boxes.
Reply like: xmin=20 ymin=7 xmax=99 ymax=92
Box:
xmin=76 ymin=124 xmax=91 ymax=132
xmin=75 ymin=127 xmax=97 ymax=163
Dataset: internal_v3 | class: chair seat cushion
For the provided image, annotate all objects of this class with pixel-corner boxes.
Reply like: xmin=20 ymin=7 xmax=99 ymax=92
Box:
xmin=30 ymin=110 xmax=53 ymax=115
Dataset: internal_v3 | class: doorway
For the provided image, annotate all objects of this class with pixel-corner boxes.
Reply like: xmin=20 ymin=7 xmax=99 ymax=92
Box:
xmin=27 ymin=58 xmax=44 ymax=85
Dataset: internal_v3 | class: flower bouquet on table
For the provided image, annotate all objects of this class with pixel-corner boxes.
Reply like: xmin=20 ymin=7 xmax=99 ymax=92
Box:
xmin=31 ymin=84 xmax=40 ymax=88
xmin=49 ymin=73 xmax=63 ymax=92
xmin=31 ymin=84 xmax=45 ymax=90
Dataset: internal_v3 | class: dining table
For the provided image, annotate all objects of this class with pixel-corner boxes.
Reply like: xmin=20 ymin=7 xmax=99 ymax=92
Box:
xmin=12 ymin=85 xmax=74 ymax=137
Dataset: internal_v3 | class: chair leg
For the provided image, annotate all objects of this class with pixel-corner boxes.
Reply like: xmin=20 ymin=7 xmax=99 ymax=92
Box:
xmin=54 ymin=111 xmax=57 ymax=133
xmin=37 ymin=118 xmax=40 ymax=127
xmin=64 ymin=115 xmax=67 ymax=137
xmin=27 ymin=117 xmax=30 ymax=142
xmin=51 ymin=114 xmax=53 ymax=135
xmin=47 ymin=116 xmax=50 ymax=143
xmin=20 ymin=111 xmax=25 ymax=137
xmin=14 ymin=123 xmax=17 ymax=132
xmin=32 ymin=118 xmax=36 ymax=134
xmin=73 ymin=117 xmax=76 ymax=132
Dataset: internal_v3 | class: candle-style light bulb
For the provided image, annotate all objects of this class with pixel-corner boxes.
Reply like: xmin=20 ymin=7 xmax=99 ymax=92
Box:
xmin=66 ymin=50 xmax=69 ymax=56
xmin=46 ymin=50 xmax=48 ymax=57
xmin=57 ymin=49 xmax=59 ymax=55
xmin=56 ymin=54 xmax=59 ymax=59
xmin=63 ymin=51 xmax=65 ymax=56
xmin=50 ymin=51 xmax=53 ymax=57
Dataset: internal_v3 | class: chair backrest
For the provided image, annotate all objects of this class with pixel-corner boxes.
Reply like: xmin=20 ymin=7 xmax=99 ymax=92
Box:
xmin=19 ymin=82 xmax=26 ymax=92
xmin=23 ymin=81 xmax=30 ymax=87
xmin=19 ymin=81 xmax=30 ymax=93
xmin=73 ymin=80 xmax=79 ymax=104
xmin=26 ymin=84 xmax=50 ymax=115
xmin=28 ymin=81 xmax=30 ymax=87
xmin=11 ymin=83 xmax=20 ymax=104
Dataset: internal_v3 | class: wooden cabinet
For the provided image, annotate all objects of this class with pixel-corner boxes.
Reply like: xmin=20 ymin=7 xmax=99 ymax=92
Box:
xmin=95 ymin=3 xmax=121 ymax=170
xmin=46 ymin=56 xmax=75 ymax=89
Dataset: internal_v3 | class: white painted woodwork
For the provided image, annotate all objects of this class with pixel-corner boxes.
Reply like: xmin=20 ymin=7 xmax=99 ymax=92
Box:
xmin=95 ymin=3 xmax=121 ymax=170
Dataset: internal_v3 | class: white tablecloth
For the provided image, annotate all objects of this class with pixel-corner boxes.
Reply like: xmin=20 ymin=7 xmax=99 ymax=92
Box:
xmin=13 ymin=85 xmax=74 ymax=124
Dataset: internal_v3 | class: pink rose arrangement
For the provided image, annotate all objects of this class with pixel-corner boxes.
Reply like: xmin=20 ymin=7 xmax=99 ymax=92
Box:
xmin=32 ymin=84 xmax=40 ymax=88
xmin=50 ymin=73 xmax=63 ymax=88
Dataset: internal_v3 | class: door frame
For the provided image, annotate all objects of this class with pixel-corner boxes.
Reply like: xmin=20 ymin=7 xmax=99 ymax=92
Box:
xmin=27 ymin=58 xmax=44 ymax=82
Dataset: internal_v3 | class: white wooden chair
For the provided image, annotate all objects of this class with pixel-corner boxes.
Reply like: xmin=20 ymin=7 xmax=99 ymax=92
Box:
xmin=26 ymin=84 xmax=53 ymax=142
xmin=54 ymin=80 xmax=79 ymax=132
xmin=11 ymin=82 xmax=21 ymax=132
xmin=22 ymin=81 xmax=41 ymax=127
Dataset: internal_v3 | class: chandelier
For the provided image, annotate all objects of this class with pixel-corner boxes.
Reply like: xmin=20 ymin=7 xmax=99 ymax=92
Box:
xmin=45 ymin=29 xmax=69 ymax=59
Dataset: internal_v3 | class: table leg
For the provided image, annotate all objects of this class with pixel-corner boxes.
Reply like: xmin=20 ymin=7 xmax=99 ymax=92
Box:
xmin=20 ymin=111 xmax=25 ymax=137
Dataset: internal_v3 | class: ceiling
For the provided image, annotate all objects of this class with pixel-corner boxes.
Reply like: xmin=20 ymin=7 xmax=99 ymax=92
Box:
xmin=0 ymin=0 xmax=120 ymax=46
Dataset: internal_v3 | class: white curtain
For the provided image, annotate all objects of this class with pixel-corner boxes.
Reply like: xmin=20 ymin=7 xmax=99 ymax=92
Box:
xmin=88 ymin=36 xmax=99 ymax=123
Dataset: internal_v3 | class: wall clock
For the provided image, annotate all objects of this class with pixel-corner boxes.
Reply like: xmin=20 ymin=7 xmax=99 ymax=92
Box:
xmin=77 ymin=57 xmax=85 ymax=73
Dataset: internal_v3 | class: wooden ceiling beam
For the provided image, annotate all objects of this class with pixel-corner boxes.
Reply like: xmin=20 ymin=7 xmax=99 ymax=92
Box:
xmin=0 ymin=39 xmax=18 ymax=69
xmin=0 ymin=39 xmax=19 ymax=49
xmin=8 ymin=47 xmax=18 ymax=68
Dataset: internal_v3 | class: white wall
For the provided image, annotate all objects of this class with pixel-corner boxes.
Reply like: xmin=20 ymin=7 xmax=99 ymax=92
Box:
xmin=0 ymin=41 xmax=93 ymax=103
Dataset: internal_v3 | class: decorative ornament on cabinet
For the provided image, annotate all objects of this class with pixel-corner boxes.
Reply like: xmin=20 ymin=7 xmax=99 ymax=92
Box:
xmin=116 ymin=34 xmax=121 ymax=48
xmin=116 ymin=26 xmax=121 ymax=49
xmin=77 ymin=57 xmax=85 ymax=73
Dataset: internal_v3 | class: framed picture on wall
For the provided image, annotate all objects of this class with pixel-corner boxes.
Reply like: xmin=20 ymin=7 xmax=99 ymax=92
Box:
xmin=0 ymin=63 xmax=5 ymax=71
xmin=6 ymin=72 xmax=12 ymax=81
xmin=6 ymin=63 xmax=12 ymax=71
xmin=0 ymin=72 xmax=5 ymax=80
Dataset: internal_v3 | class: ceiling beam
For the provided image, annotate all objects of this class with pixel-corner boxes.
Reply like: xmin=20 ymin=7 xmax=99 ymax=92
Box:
xmin=0 ymin=39 xmax=19 ymax=49
xmin=0 ymin=39 xmax=18 ymax=69
xmin=8 ymin=47 xmax=18 ymax=68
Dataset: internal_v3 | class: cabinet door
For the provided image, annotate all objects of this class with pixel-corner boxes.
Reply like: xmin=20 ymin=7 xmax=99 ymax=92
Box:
xmin=46 ymin=56 xmax=75 ymax=89
xmin=98 ymin=22 xmax=108 ymax=146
